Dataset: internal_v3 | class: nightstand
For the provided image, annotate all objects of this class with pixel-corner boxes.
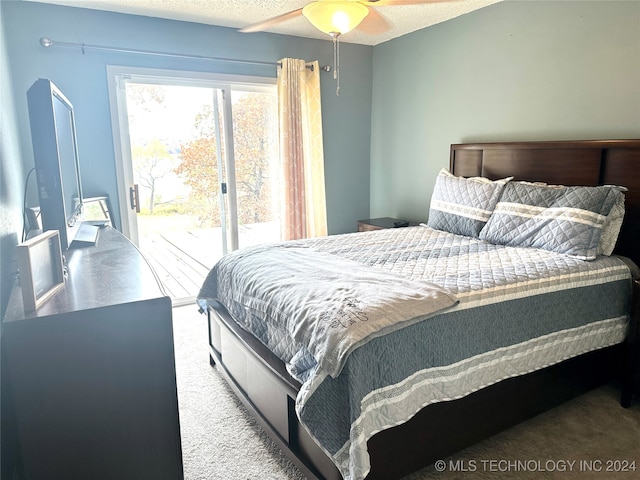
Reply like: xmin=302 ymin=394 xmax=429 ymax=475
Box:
xmin=357 ymin=217 xmax=418 ymax=232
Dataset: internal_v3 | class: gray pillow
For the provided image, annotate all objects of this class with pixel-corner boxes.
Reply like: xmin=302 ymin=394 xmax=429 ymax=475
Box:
xmin=598 ymin=192 xmax=625 ymax=256
xmin=428 ymin=169 xmax=512 ymax=238
xmin=479 ymin=182 xmax=624 ymax=260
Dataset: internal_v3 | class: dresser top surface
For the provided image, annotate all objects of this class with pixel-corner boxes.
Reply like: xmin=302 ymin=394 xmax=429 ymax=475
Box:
xmin=4 ymin=227 xmax=168 ymax=323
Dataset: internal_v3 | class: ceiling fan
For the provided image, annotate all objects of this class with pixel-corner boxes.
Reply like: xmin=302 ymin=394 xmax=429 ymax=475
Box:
xmin=240 ymin=0 xmax=441 ymax=95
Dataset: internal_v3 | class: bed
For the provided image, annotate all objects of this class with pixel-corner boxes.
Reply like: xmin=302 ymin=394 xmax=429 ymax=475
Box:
xmin=198 ymin=140 xmax=640 ymax=480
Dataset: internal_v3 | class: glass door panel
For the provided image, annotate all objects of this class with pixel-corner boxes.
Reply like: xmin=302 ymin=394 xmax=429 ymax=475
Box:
xmin=109 ymin=69 xmax=281 ymax=304
xmin=230 ymin=89 xmax=281 ymax=249
xmin=124 ymin=82 xmax=228 ymax=302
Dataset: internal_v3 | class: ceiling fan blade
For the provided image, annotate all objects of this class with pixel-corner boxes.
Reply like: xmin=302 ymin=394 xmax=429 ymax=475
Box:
xmin=355 ymin=7 xmax=391 ymax=35
xmin=239 ymin=8 xmax=303 ymax=33
xmin=363 ymin=0 xmax=452 ymax=5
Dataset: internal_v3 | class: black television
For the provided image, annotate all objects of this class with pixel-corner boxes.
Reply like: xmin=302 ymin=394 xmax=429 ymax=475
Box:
xmin=27 ymin=79 xmax=97 ymax=250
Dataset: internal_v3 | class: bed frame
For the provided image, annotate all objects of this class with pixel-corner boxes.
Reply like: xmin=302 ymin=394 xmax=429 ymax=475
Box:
xmin=206 ymin=140 xmax=640 ymax=480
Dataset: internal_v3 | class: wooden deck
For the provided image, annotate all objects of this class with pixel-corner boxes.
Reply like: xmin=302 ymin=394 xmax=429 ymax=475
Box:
xmin=140 ymin=232 xmax=222 ymax=306
xmin=137 ymin=222 xmax=279 ymax=306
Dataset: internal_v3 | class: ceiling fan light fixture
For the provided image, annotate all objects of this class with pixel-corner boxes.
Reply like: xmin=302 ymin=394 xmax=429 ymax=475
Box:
xmin=302 ymin=1 xmax=369 ymax=35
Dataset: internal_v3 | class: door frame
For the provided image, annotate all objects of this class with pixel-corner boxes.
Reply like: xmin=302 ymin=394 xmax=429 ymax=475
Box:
xmin=106 ymin=65 xmax=276 ymax=247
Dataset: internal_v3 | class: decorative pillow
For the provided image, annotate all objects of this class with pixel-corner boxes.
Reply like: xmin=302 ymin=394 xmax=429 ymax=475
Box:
xmin=598 ymin=192 xmax=626 ymax=256
xmin=479 ymin=182 xmax=625 ymax=260
xmin=427 ymin=169 xmax=512 ymax=238
xmin=508 ymin=182 xmax=626 ymax=256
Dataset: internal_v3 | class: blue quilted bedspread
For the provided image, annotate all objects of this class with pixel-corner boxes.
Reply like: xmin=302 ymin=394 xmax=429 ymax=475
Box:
xmin=199 ymin=226 xmax=632 ymax=480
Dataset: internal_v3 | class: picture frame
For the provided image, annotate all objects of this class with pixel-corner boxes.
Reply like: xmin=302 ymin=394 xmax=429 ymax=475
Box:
xmin=16 ymin=230 xmax=65 ymax=312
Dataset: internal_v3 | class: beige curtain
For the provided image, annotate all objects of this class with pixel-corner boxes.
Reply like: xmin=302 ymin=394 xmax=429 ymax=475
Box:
xmin=277 ymin=58 xmax=328 ymax=240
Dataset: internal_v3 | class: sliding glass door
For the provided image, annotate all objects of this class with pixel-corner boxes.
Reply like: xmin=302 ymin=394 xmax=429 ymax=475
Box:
xmin=107 ymin=67 xmax=280 ymax=304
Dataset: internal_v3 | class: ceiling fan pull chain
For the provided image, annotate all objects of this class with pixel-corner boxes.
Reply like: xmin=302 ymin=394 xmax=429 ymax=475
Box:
xmin=332 ymin=33 xmax=340 ymax=96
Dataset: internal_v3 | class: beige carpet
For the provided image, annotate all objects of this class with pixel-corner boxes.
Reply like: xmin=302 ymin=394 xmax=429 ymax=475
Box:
xmin=172 ymin=305 xmax=640 ymax=480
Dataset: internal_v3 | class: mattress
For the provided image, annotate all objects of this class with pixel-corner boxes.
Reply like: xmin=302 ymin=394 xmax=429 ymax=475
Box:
xmin=198 ymin=225 xmax=632 ymax=480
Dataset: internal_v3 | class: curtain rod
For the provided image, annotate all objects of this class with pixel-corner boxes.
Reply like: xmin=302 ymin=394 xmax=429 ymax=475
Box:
xmin=39 ymin=37 xmax=331 ymax=72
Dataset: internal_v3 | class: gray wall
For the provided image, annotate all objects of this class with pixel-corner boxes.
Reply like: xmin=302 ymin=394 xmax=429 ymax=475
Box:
xmin=1 ymin=4 xmax=26 ymax=473
xmin=0 ymin=3 xmax=26 ymax=318
xmin=2 ymin=1 xmax=373 ymax=242
xmin=370 ymin=0 xmax=640 ymax=223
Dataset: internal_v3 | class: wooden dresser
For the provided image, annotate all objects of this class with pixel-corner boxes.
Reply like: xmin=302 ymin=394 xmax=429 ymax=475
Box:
xmin=2 ymin=227 xmax=183 ymax=480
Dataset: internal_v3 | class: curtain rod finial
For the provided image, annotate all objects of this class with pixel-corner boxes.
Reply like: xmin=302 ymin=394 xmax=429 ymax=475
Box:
xmin=40 ymin=37 xmax=53 ymax=47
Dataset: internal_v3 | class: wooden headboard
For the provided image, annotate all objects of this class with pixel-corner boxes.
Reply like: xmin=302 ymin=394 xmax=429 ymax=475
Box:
xmin=450 ymin=140 xmax=640 ymax=266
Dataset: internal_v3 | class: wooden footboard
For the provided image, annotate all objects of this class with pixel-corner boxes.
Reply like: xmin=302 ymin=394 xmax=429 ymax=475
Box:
xmin=207 ymin=300 xmax=624 ymax=480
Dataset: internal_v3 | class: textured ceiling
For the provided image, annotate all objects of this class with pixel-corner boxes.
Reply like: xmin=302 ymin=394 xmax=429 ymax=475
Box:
xmin=27 ymin=0 xmax=502 ymax=46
